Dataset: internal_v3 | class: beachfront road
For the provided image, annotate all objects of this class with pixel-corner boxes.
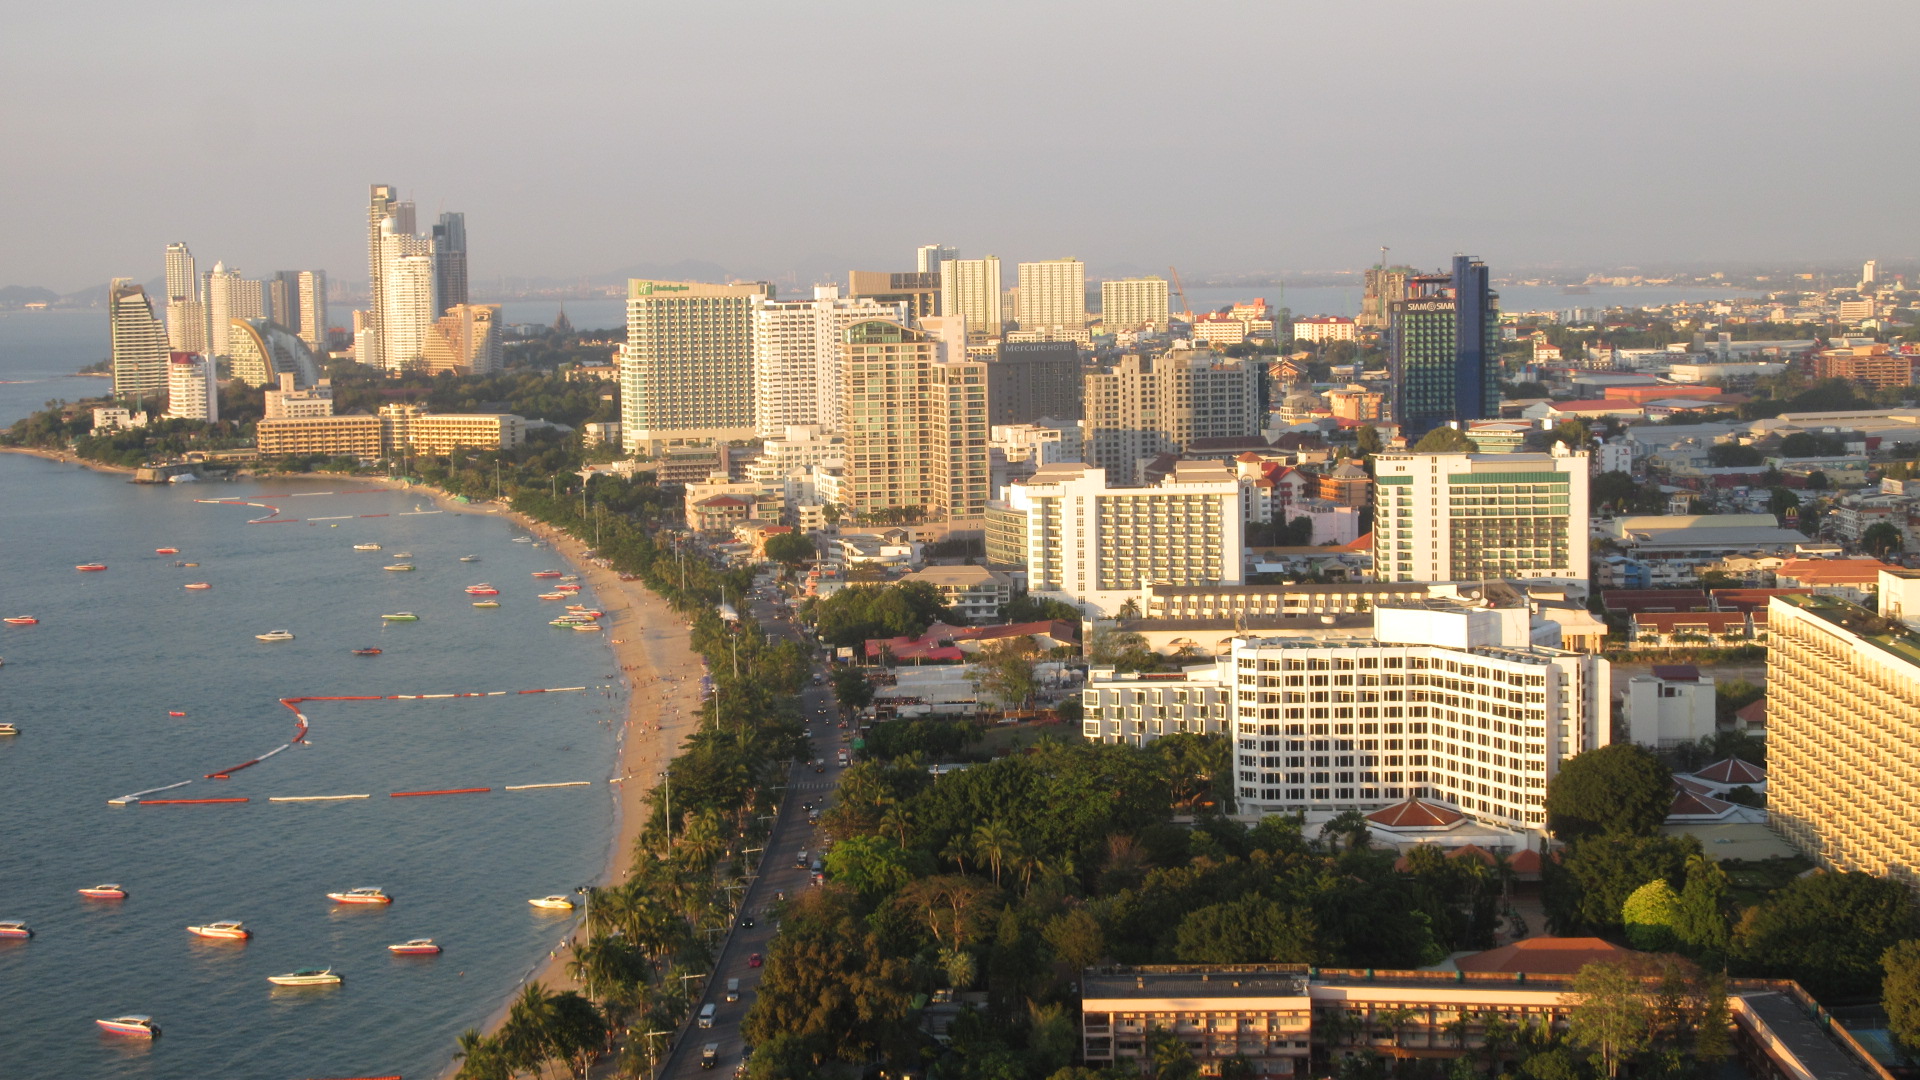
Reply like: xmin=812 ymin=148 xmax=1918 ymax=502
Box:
xmin=661 ymin=584 xmax=842 ymax=1080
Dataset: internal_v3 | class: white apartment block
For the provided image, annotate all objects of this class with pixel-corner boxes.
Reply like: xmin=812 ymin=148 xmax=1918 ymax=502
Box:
xmin=1083 ymin=660 xmax=1235 ymax=745
xmin=1007 ymin=461 xmax=1243 ymax=617
xmin=297 ymin=270 xmax=329 ymax=353
xmin=1291 ymin=315 xmax=1357 ymax=343
xmin=379 ymin=223 xmax=436 ymax=371
xmin=1227 ymin=602 xmax=1610 ymax=837
xmin=1016 ymin=258 xmax=1087 ymax=334
xmin=264 ymin=372 xmax=335 ymax=419
xmin=165 ymin=352 xmax=217 ymax=421
xmin=940 ymin=257 xmax=1003 ymax=338
xmin=621 ymin=279 xmax=767 ymax=454
xmin=1372 ymin=447 xmax=1590 ymax=594
xmin=109 ymin=279 xmax=170 ymax=399
xmin=1082 ymin=351 xmax=1265 ymax=484
xmin=1100 ymin=277 xmax=1171 ymax=332
xmin=750 ymin=286 xmax=904 ymax=437
xmin=747 ymin=424 xmax=846 ymax=511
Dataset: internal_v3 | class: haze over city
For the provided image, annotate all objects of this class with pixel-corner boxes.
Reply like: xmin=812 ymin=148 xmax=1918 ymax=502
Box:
xmin=8 ymin=0 xmax=1919 ymax=293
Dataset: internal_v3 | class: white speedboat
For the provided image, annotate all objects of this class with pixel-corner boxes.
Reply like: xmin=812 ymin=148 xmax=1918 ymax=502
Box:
xmin=528 ymin=895 xmax=575 ymax=910
xmin=96 ymin=1015 xmax=160 ymax=1037
xmin=0 ymin=723 xmax=17 ymax=736
xmin=188 ymin=920 xmax=251 ymax=940
xmin=268 ymin=967 xmax=341 ymax=986
xmin=78 ymin=884 xmax=128 ymax=899
xmin=326 ymin=886 xmax=391 ymax=905
xmin=255 ymin=630 xmax=295 ymax=642
xmin=459 ymin=554 xmax=480 ymax=562
xmin=387 ymin=938 xmax=441 ymax=955
xmin=353 ymin=544 xmax=382 ymax=551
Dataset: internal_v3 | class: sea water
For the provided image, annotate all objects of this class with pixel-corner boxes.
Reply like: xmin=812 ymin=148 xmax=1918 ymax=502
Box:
xmin=0 ymin=314 xmax=626 ymax=1079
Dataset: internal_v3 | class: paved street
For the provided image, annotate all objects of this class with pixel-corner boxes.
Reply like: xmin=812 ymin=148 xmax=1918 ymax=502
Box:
xmin=659 ymin=582 xmax=844 ymax=1079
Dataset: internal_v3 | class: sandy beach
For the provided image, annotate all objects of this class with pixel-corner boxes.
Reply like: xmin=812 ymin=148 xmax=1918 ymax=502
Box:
xmin=0 ymin=445 xmax=135 ymax=474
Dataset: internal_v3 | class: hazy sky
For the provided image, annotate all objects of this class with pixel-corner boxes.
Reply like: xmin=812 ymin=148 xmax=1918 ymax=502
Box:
xmin=6 ymin=0 xmax=1915 ymax=293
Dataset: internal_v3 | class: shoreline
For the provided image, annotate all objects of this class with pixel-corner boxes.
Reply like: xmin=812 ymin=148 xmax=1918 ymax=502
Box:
xmin=366 ymin=480 xmax=707 ymax=1066
xmin=0 ymin=445 xmax=135 ymax=475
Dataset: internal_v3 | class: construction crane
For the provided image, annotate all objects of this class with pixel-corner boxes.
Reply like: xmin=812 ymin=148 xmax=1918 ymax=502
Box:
xmin=1167 ymin=265 xmax=1192 ymax=321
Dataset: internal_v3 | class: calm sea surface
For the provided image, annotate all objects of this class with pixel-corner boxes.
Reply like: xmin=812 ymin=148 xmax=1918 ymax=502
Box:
xmin=0 ymin=311 xmax=628 ymax=1079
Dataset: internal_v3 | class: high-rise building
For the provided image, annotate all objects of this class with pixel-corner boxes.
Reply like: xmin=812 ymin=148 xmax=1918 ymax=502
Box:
xmin=1389 ymin=256 xmax=1499 ymax=437
xmin=165 ymin=352 xmax=217 ymax=422
xmin=750 ymin=286 xmax=904 ymax=438
xmin=226 ymin=318 xmax=322 ymax=388
xmin=940 ymin=256 xmax=1003 ymax=338
xmin=987 ymin=341 xmax=1083 ymax=426
xmin=297 ymin=270 xmax=329 ymax=354
xmin=203 ymin=263 xmax=264 ymax=359
xmin=432 ymin=212 xmax=468 ymax=316
xmin=847 ymin=270 xmax=940 ymax=320
xmin=620 ymin=279 xmax=768 ymax=455
xmin=264 ymin=371 xmax=335 ymax=419
xmin=1007 ymin=461 xmax=1242 ymax=617
xmin=1359 ymin=265 xmax=1416 ymax=330
xmin=1016 ymin=258 xmax=1087 ymax=334
xmin=1082 ymin=351 xmax=1265 ymax=484
xmin=378 ymin=219 xmax=435 ymax=371
xmin=1216 ymin=601 xmax=1608 ymax=835
xmin=841 ymin=319 xmax=989 ymax=521
xmin=1371 ymin=448 xmax=1589 ymax=591
xmin=363 ymin=184 xmax=412 ymax=370
xmin=1766 ymin=592 xmax=1920 ymax=886
xmin=163 ymin=242 xmax=202 ymax=352
xmin=1100 ymin=277 xmax=1171 ymax=332
xmin=164 ymin=243 xmax=197 ymax=306
xmin=916 ymin=244 xmax=958 ymax=274
xmin=109 ymin=279 xmax=171 ymax=400
xmin=421 ymin=304 xmax=503 ymax=375
xmin=1862 ymin=259 xmax=1878 ymax=288
xmin=270 ymin=270 xmax=302 ymax=332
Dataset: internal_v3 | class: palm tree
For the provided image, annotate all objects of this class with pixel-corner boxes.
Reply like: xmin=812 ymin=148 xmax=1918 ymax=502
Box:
xmin=878 ymin=803 xmax=912 ymax=847
xmin=972 ymin=821 xmax=1017 ymax=886
xmin=942 ymin=946 xmax=977 ymax=992
xmin=500 ymin=983 xmax=559 ymax=1077
xmin=453 ymin=1029 xmax=510 ymax=1080
xmin=568 ymin=935 xmax=642 ymax=1007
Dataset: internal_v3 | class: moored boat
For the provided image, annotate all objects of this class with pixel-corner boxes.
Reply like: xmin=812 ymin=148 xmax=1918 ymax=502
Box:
xmin=387 ymin=938 xmax=441 ymax=955
xmin=538 ymin=592 xmax=567 ymax=600
xmin=394 ymin=552 xmax=413 ymax=558
xmin=255 ymin=630 xmax=295 ymax=642
xmin=78 ymin=884 xmax=127 ymax=899
xmin=96 ymin=1015 xmax=159 ymax=1037
xmin=528 ymin=895 xmax=575 ymax=910
xmin=326 ymin=887 xmax=391 ymax=904
xmin=268 ymin=967 xmax=341 ymax=986
xmin=353 ymin=543 xmax=382 ymax=551
xmin=463 ymin=584 xmax=499 ymax=595
xmin=531 ymin=570 xmax=563 ymax=578
xmin=352 ymin=647 xmax=383 ymax=656
xmin=188 ymin=920 xmax=250 ymax=939
xmin=555 ymin=584 xmax=581 ymax=593
xmin=382 ymin=564 xmax=415 ymax=572
xmin=184 ymin=582 xmax=212 ymax=590
xmin=459 ymin=554 xmax=481 ymax=562
xmin=155 ymin=547 xmax=179 ymax=555
xmin=0 ymin=921 xmax=31 ymax=938
xmin=76 ymin=563 xmax=108 ymax=572
xmin=0 ymin=723 xmax=18 ymax=736
xmin=472 ymin=601 xmax=501 ymax=608
xmin=380 ymin=612 xmax=419 ymax=622
xmin=4 ymin=617 xmax=39 ymax=625
xmin=571 ymin=623 xmax=602 ymax=632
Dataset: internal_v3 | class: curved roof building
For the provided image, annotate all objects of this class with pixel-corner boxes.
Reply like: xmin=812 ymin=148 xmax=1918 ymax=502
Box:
xmin=227 ymin=318 xmax=320 ymax=388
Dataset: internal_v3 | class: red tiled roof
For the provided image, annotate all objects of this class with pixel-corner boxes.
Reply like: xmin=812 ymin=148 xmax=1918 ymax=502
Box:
xmin=1695 ymin=758 xmax=1766 ymax=785
xmin=1447 ymin=844 xmax=1497 ymax=866
xmin=1735 ymin=698 xmax=1767 ymax=728
xmin=1456 ymin=937 xmax=1633 ymax=975
xmin=693 ymin=495 xmax=750 ymax=508
xmin=1668 ymin=786 xmax=1737 ymax=819
xmin=1507 ymin=849 xmax=1543 ymax=875
xmin=1776 ymin=557 xmax=1897 ymax=585
xmin=1365 ymin=798 xmax=1463 ymax=829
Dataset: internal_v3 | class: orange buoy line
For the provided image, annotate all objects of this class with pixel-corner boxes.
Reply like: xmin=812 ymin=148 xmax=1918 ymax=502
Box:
xmin=110 ymin=686 xmax=592 ymax=804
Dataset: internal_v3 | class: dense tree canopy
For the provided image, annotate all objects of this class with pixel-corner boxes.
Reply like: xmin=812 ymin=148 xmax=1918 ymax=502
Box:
xmin=806 ymin=582 xmax=951 ymax=648
xmin=1732 ymin=871 xmax=1920 ymax=999
xmin=1545 ymin=744 xmax=1672 ymax=840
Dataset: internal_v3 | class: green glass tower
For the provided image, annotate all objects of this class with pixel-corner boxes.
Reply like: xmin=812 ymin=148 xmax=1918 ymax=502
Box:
xmin=1390 ymin=255 xmax=1499 ymax=437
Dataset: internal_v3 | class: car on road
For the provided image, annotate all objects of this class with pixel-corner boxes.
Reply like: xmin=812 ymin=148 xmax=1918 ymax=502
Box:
xmin=701 ymin=1043 xmax=719 ymax=1069
xmin=748 ymin=952 xmax=763 ymax=967
xmin=739 ymin=915 xmax=754 ymax=929
xmin=814 ymin=762 xmax=825 ymax=773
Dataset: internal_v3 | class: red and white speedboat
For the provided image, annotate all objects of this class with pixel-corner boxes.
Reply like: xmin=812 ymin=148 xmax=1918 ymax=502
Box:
xmin=0 ymin=921 xmax=32 ymax=939
xmin=184 ymin=582 xmax=212 ymax=590
xmin=326 ymin=887 xmax=392 ymax=905
xmin=387 ymin=938 xmax=441 ymax=955
xmin=538 ymin=592 xmax=566 ymax=600
xmin=76 ymin=563 xmax=108 ymax=572
xmin=155 ymin=548 xmax=179 ymax=555
xmin=188 ymin=920 xmax=251 ymax=940
xmin=78 ymin=884 xmax=128 ymax=899
xmin=531 ymin=570 xmax=563 ymax=578
xmin=96 ymin=1015 xmax=159 ymax=1038
xmin=4 ymin=617 xmax=39 ymax=626
xmin=463 ymin=584 xmax=499 ymax=595
xmin=555 ymin=583 xmax=581 ymax=593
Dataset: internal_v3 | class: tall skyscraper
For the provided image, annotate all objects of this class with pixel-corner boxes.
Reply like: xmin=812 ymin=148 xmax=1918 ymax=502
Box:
xmin=163 ymin=242 xmax=206 ymax=354
xmin=166 ymin=352 xmax=218 ymax=422
xmin=109 ymin=279 xmax=170 ymax=400
xmin=620 ymin=279 xmax=768 ymax=455
xmin=379 ymin=220 xmax=435 ymax=371
xmin=203 ymin=264 xmax=264 ymax=359
xmin=1389 ymin=255 xmax=1498 ymax=438
xmin=841 ymin=319 xmax=989 ymax=521
xmin=270 ymin=271 xmax=302 ymax=333
xmin=297 ymin=270 xmax=329 ymax=354
xmin=363 ymin=184 xmax=412 ymax=369
xmin=432 ymin=212 xmax=468 ymax=316
xmin=1016 ymin=258 xmax=1087 ymax=334
xmin=750 ymin=286 xmax=905 ymax=438
xmin=940 ymin=256 xmax=1002 ymax=338
xmin=1100 ymin=277 xmax=1171 ymax=332
xmin=1371 ymin=447 xmax=1588 ymax=589
xmin=916 ymin=244 xmax=958 ymax=274
xmin=1359 ymin=265 xmax=1416 ymax=330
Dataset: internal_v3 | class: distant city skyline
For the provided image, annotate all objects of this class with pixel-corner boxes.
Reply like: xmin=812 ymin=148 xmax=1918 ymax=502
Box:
xmin=7 ymin=1 xmax=1919 ymax=293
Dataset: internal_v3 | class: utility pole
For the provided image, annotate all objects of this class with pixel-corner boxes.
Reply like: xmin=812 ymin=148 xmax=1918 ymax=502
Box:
xmin=660 ymin=769 xmax=672 ymax=850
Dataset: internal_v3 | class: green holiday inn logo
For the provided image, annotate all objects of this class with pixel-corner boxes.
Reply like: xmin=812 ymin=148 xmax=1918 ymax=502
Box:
xmin=631 ymin=281 xmax=693 ymax=296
